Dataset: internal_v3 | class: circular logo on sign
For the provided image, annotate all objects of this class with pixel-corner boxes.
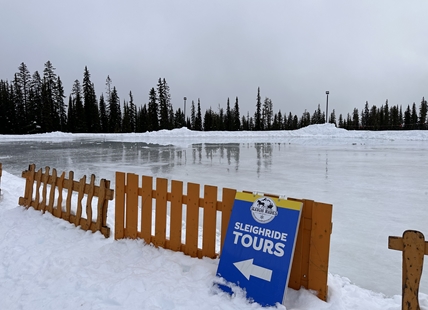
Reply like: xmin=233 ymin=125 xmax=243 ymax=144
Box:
xmin=250 ymin=197 xmax=278 ymax=224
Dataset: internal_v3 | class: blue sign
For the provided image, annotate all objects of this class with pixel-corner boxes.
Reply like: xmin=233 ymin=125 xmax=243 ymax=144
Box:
xmin=216 ymin=192 xmax=302 ymax=307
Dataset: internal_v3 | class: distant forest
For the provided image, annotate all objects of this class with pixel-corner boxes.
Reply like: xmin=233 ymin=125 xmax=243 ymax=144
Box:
xmin=0 ymin=61 xmax=427 ymax=134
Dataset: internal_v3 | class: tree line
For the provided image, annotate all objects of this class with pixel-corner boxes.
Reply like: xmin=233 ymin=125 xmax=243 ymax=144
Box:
xmin=1 ymin=61 xmax=427 ymax=134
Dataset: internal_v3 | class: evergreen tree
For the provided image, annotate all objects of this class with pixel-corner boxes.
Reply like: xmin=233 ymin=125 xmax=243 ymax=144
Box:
xmin=16 ymin=62 xmax=31 ymax=126
xmin=82 ymin=66 xmax=100 ymax=133
xmin=203 ymin=107 xmax=214 ymax=131
xmin=158 ymin=78 xmax=169 ymax=129
xmin=195 ymin=98 xmax=202 ymax=131
xmin=147 ymin=87 xmax=158 ymax=131
xmin=128 ymin=91 xmax=137 ymax=132
xmin=122 ymin=99 xmax=131 ymax=132
xmin=99 ymin=94 xmax=109 ymax=133
xmin=109 ymin=86 xmax=121 ymax=132
xmin=136 ymin=104 xmax=148 ymax=132
xmin=352 ymin=108 xmax=359 ymax=129
xmin=329 ymin=109 xmax=336 ymax=126
xmin=225 ymin=98 xmax=232 ymax=130
xmin=338 ymin=114 xmax=344 ymax=128
xmin=262 ymin=97 xmax=273 ymax=130
xmin=411 ymin=102 xmax=418 ymax=129
xmin=383 ymin=100 xmax=390 ymax=130
xmin=310 ymin=105 xmax=323 ymax=124
xmin=390 ymin=105 xmax=401 ymax=129
xmin=13 ymin=73 xmax=26 ymax=133
xmin=71 ymin=79 xmax=85 ymax=132
xmin=419 ymin=97 xmax=427 ymax=129
xmin=190 ymin=100 xmax=196 ymax=130
xmin=56 ymin=76 xmax=67 ymax=131
xmin=41 ymin=60 xmax=58 ymax=132
xmin=404 ymin=105 xmax=411 ymax=129
xmin=67 ymin=95 xmax=75 ymax=132
xmin=361 ymin=101 xmax=369 ymax=129
xmin=28 ymin=71 xmax=42 ymax=131
xmin=233 ymin=96 xmax=240 ymax=130
xmin=254 ymin=87 xmax=262 ymax=130
xmin=286 ymin=112 xmax=293 ymax=130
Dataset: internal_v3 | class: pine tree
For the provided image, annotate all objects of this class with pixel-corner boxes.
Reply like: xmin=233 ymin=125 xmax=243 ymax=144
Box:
xmin=190 ymin=100 xmax=196 ymax=130
xmin=262 ymin=97 xmax=273 ymax=130
xmin=71 ymin=79 xmax=85 ymax=132
xmin=329 ymin=109 xmax=336 ymax=126
xmin=404 ymin=105 xmax=411 ymax=129
xmin=41 ymin=61 xmax=58 ymax=132
xmin=411 ymin=103 xmax=418 ymax=129
xmin=67 ymin=95 xmax=75 ymax=132
xmin=419 ymin=97 xmax=427 ymax=129
xmin=13 ymin=73 xmax=26 ymax=133
xmin=254 ymin=87 xmax=262 ymax=130
xmin=28 ymin=71 xmax=42 ymax=131
xmin=109 ymin=86 xmax=121 ymax=132
xmin=158 ymin=78 xmax=168 ymax=129
xmin=128 ymin=91 xmax=136 ymax=132
xmin=352 ymin=108 xmax=359 ymax=129
xmin=16 ymin=63 xmax=31 ymax=126
xmin=233 ymin=96 xmax=240 ymax=130
xmin=136 ymin=104 xmax=148 ymax=132
xmin=83 ymin=66 xmax=100 ymax=133
xmin=195 ymin=98 xmax=202 ymax=131
xmin=56 ymin=76 xmax=67 ymax=131
xmin=225 ymin=98 xmax=232 ymax=130
xmin=361 ymin=101 xmax=369 ymax=128
xmin=147 ymin=87 xmax=158 ymax=131
xmin=99 ymin=94 xmax=108 ymax=133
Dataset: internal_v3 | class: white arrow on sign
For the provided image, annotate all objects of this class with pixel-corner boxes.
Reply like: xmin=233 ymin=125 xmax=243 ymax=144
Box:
xmin=233 ymin=258 xmax=273 ymax=282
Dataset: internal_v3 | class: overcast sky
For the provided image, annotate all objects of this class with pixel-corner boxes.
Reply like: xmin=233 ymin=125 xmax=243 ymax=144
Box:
xmin=2 ymin=0 xmax=428 ymax=120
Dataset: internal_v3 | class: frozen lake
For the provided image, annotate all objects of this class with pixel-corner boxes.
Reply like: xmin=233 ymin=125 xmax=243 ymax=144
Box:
xmin=1 ymin=126 xmax=428 ymax=297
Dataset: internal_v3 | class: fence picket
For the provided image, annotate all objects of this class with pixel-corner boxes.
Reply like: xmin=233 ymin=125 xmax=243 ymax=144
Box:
xmin=64 ymin=171 xmax=74 ymax=221
xmin=55 ymin=171 xmax=65 ymax=218
xmin=74 ymin=175 xmax=86 ymax=226
xmin=40 ymin=166 xmax=50 ymax=212
xmin=115 ymin=172 xmax=125 ymax=239
xmin=48 ymin=168 xmax=57 ymax=214
xmin=154 ymin=178 xmax=168 ymax=247
xmin=84 ymin=174 xmax=95 ymax=230
xmin=34 ymin=168 xmax=42 ymax=210
xmin=169 ymin=180 xmax=183 ymax=251
xmin=126 ymin=173 xmax=139 ymax=238
xmin=141 ymin=175 xmax=153 ymax=244
xmin=185 ymin=182 xmax=199 ymax=257
xmin=202 ymin=185 xmax=217 ymax=258
xmin=102 ymin=180 xmax=111 ymax=229
xmin=220 ymin=188 xmax=236 ymax=253
xmin=96 ymin=179 xmax=106 ymax=231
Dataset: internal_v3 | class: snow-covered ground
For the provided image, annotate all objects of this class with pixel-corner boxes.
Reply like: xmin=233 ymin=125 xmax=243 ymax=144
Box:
xmin=1 ymin=124 xmax=428 ymax=309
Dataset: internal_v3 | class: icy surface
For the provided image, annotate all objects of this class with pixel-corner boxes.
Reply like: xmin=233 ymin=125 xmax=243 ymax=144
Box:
xmin=1 ymin=124 xmax=427 ymax=309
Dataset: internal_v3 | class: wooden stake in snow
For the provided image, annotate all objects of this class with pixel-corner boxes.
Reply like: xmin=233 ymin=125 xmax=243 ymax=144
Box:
xmin=389 ymin=230 xmax=428 ymax=310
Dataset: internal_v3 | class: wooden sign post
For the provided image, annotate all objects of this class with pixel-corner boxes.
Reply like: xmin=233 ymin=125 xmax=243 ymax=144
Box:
xmin=388 ymin=230 xmax=428 ymax=310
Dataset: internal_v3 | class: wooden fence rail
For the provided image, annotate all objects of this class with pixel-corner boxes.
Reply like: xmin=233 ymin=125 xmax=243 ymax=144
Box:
xmin=19 ymin=164 xmax=114 ymax=238
xmin=115 ymin=171 xmax=333 ymax=301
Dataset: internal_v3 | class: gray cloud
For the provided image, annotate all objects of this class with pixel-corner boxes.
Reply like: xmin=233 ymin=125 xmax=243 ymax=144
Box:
xmin=1 ymin=0 xmax=428 ymax=121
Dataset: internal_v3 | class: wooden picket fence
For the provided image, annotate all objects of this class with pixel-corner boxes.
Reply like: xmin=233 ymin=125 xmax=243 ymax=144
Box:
xmin=19 ymin=164 xmax=114 ymax=238
xmin=115 ymin=172 xmax=333 ymax=301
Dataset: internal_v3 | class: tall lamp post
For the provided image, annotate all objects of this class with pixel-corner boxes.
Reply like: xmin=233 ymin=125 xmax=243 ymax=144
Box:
xmin=325 ymin=91 xmax=329 ymax=123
